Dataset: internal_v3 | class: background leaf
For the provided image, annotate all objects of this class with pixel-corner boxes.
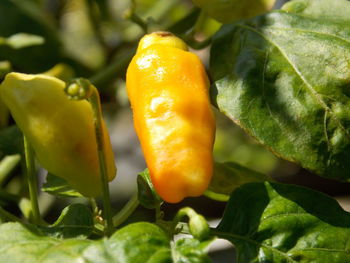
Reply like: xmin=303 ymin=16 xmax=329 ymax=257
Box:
xmin=0 ymin=33 xmax=44 ymax=49
xmin=215 ymin=182 xmax=350 ymax=263
xmin=0 ymin=61 xmax=11 ymax=79
xmin=205 ymin=162 xmax=271 ymax=201
xmin=40 ymin=204 xmax=94 ymax=239
xmin=0 ymin=0 xmax=62 ymax=72
xmin=210 ymin=0 xmax=350 ymax=181
xmin=0 ymin=126 xmax=23 ymax=157
xmin=42 ymin=173 xmax=83 ymax=198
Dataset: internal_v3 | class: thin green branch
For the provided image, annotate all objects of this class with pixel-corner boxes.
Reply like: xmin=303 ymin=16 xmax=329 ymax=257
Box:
xmin=89 ymin=51 xmax=134 ymax=88
xmin=183 ymin=10 xmax=212 ymax=50
xmin=23 ymin=136 xmax=41 ymax=225
xmin=86 ymin=0 xmax=109 ymax=53
xmin=89 ymin=88 xmax=114 ymax=235
xmin=65 ymin=79 xmax=114 ymax=235
xmin=113 ymin=193 xmax=139 ymax=227
xmin=185 ymin=36 xmax=212 ymax=50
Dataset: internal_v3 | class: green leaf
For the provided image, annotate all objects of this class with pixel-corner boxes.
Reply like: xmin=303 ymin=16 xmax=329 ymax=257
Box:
xmin=0 ymin=0 xmax=61 ymax=72
xmin=0 ymin=222 xmax=212 ymax=262
xmin=42 ymin=173 xmax=83 ymax=198
xmin=137 ymin=169 xmax=163 ymax=209
xmin=172 ymin=238 xmax=213 ymax=263
xmin=216 ymin=182 xmax=350 ymax=263
xmin=0 ymin=33 xmax=44 ymax=49
xmin=282 ymin=0 xmax=350 ymax=21
xmin=40 ymin=204 xmax=94 ymax=239
xmin=0 ymin=126 xmax=23 ymax=156
xmin=108 ymin=222 xmax=170 ymax=261
xmin=205 ymin=162 xmax=271 ymax=201
xmin=210 ymin=0 xmax=350 ymax=181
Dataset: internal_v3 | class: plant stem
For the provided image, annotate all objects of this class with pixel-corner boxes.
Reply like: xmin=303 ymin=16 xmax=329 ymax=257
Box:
xmin=88 ymin=88 xmax=114 ymax=235
xmin=113 ymin=193 xmax=139 ymax=227
xmin=183 ymin=9 xmax=212 ymax=50
xmin=173 ymin=207 xmax=196 ymax=225
xmin=191 ymin=9 xmax=207 ymax=36
xmin=89 ymin=50 xmax=134 ymax=89
xmin=186 ymin=37 xmax=212 ymax=50
xmin=23 ymin=136 xmax=41 ymax=224
xmin=155 ymin=204 xmax=163 ymax=222
xmin=90 ymin=197 xmax=98 ymax=213
xmin=86 ymin=0 xmax=108 ymax=54
xmin=129 ymin=13 xmax=148 ymax=32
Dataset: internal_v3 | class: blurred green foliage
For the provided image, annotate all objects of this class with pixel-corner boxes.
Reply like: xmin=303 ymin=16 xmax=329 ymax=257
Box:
xmin=0 ymin=0 xmax=283 ymax=222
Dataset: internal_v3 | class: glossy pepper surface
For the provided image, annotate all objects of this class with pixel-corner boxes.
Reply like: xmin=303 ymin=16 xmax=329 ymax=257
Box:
xmin=0 ymin=73 xmax=116 ymax=197
xmin=126 ymin=32 xmax=215 ymax=203
xmin=191 ymin=0 xmax=276 ymax=23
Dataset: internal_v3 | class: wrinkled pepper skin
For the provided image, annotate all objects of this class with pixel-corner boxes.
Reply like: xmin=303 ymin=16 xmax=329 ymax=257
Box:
xmin=191 ymin=0 xmax=276 ymax=23
xmin=0 ymin=73 xmax=116 ymax=197
xmin=126 ymin=32 xmax=215 ymax=203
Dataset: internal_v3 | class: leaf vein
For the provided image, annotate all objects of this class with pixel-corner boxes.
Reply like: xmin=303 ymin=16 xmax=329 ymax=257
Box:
xmin=213 ymin=231 xmax=297 ymax=263
xmin=236 ymin=23 xmax=350 ymax=142
xmin=268 ymin=26 xmax=350 ymax=47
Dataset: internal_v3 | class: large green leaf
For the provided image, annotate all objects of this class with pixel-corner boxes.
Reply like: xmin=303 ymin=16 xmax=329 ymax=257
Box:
xmin=0 ymin=221 xmax=212 ymax=262
xmin=210 ymin=0 xmax=350 ymax=181
xmin=107 ymin=222 xmax=170 ymax=262
xmin=215 ymin=182 xmax=350 ymax=263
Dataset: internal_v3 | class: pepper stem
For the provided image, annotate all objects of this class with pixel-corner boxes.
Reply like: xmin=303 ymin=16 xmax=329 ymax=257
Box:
xmin=89 ymin=89 xmax=114 ymax=235
xmin=113 ymin=192 xmax=139 ymax=227
xmin=183 ymin=10 xmax=212 ymax=50
xmin=124 ymin=0 xmax=148 ymax=33
xmin=23 ymin=135 xmax=41 ymax=224
xmin=65 ymin=79 xmax=114 ymax=235
xmin=172 ymin=207 xmax=210 ymax=241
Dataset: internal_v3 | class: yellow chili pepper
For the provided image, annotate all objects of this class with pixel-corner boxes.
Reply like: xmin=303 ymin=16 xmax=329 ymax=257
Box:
xmin=126 ymin=32 xmax=215 ymax=203
xmin=0 ymin=73 xmax=116 ymax=197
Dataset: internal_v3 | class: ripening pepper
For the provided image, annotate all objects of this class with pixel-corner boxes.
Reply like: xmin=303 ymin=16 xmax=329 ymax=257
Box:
xmin=0 ymin=73 xmax=116 ymax=197
xmin=126 ymin=32 xmax=215 ymax=203
xmin=191 ymin=0 xmax=276 ymax=23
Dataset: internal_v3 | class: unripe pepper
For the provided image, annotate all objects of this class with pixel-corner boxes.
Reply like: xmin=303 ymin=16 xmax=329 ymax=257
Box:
xmin=0 ymin=73 xmax=116 ymax=197
xmin=126 ymin=32 xmax=215 ymax=203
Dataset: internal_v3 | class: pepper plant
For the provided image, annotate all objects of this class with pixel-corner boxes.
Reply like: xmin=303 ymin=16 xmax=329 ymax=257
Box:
xmin=0 ymin=0 xmax=350 ymax=262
